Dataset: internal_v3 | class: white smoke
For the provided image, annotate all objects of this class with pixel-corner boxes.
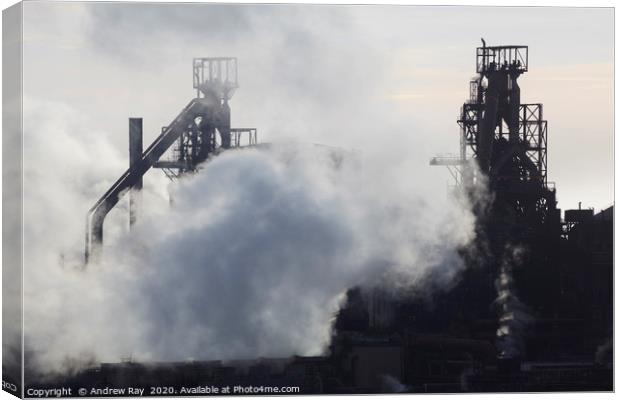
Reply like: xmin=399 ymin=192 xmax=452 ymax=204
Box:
xmin=595 ymin=337 xmax=612 ymax=365
xmin=17 ymin=3 xmax=485 ymax=376
xmin=20 ymin=97 xmax=478 ymax=374
xmin=380 ymin=374 xmax=409 ymax=393
xmin=494 ymin=245 xmax=533 ymax=359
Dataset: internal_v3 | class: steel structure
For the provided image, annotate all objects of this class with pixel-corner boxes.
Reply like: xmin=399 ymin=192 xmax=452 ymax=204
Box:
xmin=431 ymin=40 xmax=558 ymax=231
xmin=85 ymin=58 xmax=257 ymax=263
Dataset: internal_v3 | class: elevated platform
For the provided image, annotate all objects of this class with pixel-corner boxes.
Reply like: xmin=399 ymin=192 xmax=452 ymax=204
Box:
xmin=476 ymin=45 xmax=528 ymax=74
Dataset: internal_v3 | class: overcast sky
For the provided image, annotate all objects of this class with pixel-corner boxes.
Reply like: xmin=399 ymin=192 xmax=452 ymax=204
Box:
xmin=21 ymin=2 xmax=613 ymax=212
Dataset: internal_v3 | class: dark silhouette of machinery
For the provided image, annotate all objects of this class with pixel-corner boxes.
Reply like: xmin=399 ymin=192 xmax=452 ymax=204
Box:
xmin=85 ymin=58 xmax=257 ymax=263
xmin=429 ymin=40 xmax=561 ymax=356
xmin=427 ymin=40 xmax=612 ymax=369
xmin=431 ymin=40 xmax=559 ymax=238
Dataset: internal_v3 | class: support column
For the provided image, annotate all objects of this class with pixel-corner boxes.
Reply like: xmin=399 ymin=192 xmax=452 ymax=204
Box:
xmin=507 ymin=75 xmax=521 ymax=142
xmin=219 ymin=101 xmax=231 ymax=149
xmin=129 ymin=118 xmax=143 ymax=228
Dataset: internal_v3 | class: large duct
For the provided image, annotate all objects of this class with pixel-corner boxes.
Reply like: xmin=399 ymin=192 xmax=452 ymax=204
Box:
xmin=129 ymin=118 xmax=143 ymax=228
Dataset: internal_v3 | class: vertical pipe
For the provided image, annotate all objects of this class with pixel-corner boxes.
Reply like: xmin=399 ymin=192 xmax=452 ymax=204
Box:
xmin=129 ymin=118 xmax=143 ymax=228
xmin=219 ymin=102 xmax=231 ymax=149
xmin=478 ymin=72 xmax=500 ymax=174
xmin=508 ymin=76 xmax=520 ymax=142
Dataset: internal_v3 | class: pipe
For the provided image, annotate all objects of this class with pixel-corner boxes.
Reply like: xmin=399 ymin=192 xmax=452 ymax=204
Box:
xmin=129 ymin=118 xmax=143 ymax=228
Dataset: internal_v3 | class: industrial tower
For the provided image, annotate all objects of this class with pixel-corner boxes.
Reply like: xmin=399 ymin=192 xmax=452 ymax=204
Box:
xmin=85 ymin=58 xmax=257 ymax=263
xmin=431 ymin=40 xmax=560 ymax=240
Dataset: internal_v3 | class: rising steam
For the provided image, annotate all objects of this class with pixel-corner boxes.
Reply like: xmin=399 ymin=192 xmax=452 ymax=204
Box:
xmin=21 ymin=99 xmax=478 ymax=375
xmin=494 ymin=245 xmax=532 ymax=359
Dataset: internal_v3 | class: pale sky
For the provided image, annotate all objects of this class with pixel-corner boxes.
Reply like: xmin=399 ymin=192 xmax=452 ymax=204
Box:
xmin=21 ymin=2 xmax=614 ymax=212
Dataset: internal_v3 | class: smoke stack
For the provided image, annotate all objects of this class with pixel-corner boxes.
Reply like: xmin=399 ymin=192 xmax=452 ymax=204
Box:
xmin=129 ymin=118 xmax=143 ymax=228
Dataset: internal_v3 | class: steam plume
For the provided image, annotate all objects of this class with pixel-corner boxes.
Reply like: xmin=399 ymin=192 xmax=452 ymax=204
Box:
xmin=494 ymin=245 xmax=532 ymax=359
xmin=21 ymin=100 xmax=477 ymax=374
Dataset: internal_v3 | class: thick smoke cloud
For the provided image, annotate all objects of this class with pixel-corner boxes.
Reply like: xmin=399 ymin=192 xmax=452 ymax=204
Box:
xmin=124 ymin=144 xmax=475 ymax=362
xmin=22 ymin=99 xmax=476 ymax=373
xmin=19 ymin=3 xmax=482 ymax=375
